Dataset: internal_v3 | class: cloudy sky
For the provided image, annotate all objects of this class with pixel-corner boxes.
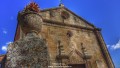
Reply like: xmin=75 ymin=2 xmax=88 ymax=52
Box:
xmin=0 ymin=0 xmax=120 ymax=68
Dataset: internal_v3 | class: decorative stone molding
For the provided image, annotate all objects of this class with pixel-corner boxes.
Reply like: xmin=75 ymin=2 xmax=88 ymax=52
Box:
xmin=61 ymin=11 xmax=70 ymax=19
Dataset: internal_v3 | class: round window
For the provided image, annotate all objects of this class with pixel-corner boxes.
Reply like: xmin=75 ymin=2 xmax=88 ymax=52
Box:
xmin=61 ymin=11 xmax=70 ymax=19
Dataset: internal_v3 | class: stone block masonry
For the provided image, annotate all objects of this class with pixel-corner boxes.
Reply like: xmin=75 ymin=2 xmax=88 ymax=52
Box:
xmin=5 ymin=33 xmax=50 ymax=68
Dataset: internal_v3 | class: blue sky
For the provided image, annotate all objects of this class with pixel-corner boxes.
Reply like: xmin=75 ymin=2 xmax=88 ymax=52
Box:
xmin=0 ymin=0 xmax=120 ymax=68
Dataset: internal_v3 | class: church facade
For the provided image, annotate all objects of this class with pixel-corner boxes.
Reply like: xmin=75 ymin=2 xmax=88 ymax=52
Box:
xmin=0 ymin=2 xmax=114 ymax=68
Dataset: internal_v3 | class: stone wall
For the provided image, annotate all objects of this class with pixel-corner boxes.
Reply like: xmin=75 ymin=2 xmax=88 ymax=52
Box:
xmin=40 ymin=23 xmax=108 ymax=68
xmin=6 ymin=33 xmax=50 ymax=68
xmin=40 ymin=7 xmax=94 ymax=29
xmin=13 ymin=7 xmax=114 ymax=68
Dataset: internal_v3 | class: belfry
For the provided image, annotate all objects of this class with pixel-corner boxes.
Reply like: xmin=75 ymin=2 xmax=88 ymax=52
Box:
xmin=0 ymin=1 xmax=114 ymax=68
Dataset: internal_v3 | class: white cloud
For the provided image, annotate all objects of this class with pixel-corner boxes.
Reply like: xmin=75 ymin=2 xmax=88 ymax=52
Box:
xmin=110 ymin=40 xmax=120 ymax=50
xmin=107 ymin=45 xmax=110 ymax=48
xmin=3 ymin=30 xmax=7 ymax=34
xmin=2 ymin=46 xmax=7 ymax=51
xmin=6 ymin=42 xmax=12 ymax=45
xmin=1 ymin=42 xmax=12 ymax=51
xmin=2 ymin=28 xmax=7 ymax=34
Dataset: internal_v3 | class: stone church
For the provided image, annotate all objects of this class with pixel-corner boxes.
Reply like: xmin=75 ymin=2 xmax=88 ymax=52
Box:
xmin=0 ymin=2 xmax=114 ymax=68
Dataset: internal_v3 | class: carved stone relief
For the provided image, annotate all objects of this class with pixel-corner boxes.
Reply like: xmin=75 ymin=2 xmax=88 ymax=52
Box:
xmin=96 ymin=60 xmax=105 ymax=68
xmin=50 ymin=10 xmax=55 ymax=17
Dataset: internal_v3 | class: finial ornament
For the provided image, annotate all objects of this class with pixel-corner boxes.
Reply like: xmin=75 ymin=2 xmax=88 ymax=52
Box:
xmin=18 ymin=2 xmax=42 ymax=35
xmin=24 ymin=2 xmax=40 ymax=12
xmin=59 ymin=0 xmax=64 ymax=7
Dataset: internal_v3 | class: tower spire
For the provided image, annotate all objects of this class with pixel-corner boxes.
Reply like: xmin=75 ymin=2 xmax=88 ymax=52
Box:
xmin=59 ymin=0 xmax=64 ymax=7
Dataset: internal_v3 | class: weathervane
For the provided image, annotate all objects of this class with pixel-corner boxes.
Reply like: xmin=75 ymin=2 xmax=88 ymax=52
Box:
xmin=59 ymin=0 xmax=64 ymax=7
